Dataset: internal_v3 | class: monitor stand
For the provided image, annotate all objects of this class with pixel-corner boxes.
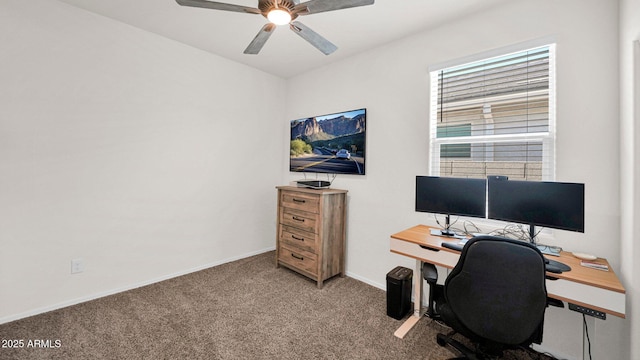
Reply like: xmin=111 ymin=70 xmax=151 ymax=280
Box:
xmin=430 ymin=216 xmax=468 ymax=240
xmin=432 ymin=214 xmax=456 ymax=237
xmin=528 ymin=224 xmax=571 ymax=272
xmin=430 ymin=229 xmax=455 ymax=237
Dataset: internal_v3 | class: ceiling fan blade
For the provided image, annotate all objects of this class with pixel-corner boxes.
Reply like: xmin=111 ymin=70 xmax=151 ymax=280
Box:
xmin=244 ymin=23 xmax=277 ymax=54
xmin=289 ymin=21 xmax=337 ymax=55
xmin=293 ymin=0 xmax=374 ymax=15
xmin=176 ymin=0 xmax=261 ymax=14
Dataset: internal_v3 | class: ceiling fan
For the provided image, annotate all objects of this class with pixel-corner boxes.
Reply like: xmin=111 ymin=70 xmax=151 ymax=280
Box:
xmin=175 ymin=0 xmax=374 ymax=55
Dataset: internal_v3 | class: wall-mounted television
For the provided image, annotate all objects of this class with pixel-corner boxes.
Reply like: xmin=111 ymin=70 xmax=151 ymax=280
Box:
xmin=289 ymin=108 xmax=366 ymax=175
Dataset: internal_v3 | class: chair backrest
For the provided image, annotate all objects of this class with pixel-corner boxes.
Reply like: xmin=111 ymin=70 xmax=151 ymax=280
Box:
xmin=444 ymin=235 xmax=548 ymax=345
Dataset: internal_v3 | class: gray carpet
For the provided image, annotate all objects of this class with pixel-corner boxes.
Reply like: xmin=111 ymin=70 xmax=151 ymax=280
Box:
xmin=0 ymin=251 xmax=550 ymax=359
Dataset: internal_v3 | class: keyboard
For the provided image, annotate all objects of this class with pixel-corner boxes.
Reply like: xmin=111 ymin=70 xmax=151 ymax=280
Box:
xmin=441 ymin=242 xmax=464 ymax=252
xmin=441 ymin=241 xmax=571 ymax=274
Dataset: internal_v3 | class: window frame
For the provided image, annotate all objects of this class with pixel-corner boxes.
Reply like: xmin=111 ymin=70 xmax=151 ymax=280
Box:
xmin=429 ymin=43 xmax=557 ymax=181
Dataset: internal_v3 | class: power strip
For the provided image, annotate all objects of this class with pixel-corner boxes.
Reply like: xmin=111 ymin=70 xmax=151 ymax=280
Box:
xmin=568 ymin=303 xmax=606 ymax=320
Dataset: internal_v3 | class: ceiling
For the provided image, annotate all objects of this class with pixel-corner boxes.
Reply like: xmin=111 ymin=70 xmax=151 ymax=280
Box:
xmin=56 ymin=0 xmax=510 ymax=78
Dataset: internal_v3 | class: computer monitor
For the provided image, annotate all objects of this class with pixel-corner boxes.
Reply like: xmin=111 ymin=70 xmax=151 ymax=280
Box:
xmin=415 ymin=176 xmax=487 ymax=236
xmin=487 ymin=178 xmax=585 ymax=242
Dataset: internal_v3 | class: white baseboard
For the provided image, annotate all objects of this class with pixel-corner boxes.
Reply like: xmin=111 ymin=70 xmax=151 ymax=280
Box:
xmin=345 ymin=271 xmax=385 ymax=290
xmin=0 ymin=247 xmax=275 ymax=325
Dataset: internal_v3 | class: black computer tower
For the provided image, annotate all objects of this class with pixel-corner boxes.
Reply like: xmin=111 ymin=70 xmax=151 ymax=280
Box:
xmin=386 ymin=266 xmax=412 ymax=320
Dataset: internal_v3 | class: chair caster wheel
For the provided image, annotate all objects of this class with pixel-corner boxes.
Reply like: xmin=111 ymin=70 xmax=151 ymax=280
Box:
xmin=436 ymin=334 xmax=447 ymax=346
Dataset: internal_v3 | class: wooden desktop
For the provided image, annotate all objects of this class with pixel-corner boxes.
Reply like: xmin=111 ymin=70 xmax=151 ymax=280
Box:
xmin=389 ymin=224 xmax=626 ymax=338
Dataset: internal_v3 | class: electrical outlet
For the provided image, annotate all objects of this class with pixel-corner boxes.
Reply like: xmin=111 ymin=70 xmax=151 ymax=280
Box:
xmin=568 ymin=303 xmax=606 ymax=320
xmin=71 ymin=258 xmax=85 ymax=274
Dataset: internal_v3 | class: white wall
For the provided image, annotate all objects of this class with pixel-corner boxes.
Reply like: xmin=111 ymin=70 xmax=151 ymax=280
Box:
xmin=0 ymin=0 xmax=285 ymax=322
xmin=286 ymin=0 xmax=625 ymax=358
xmin=1 ymin=0 xmax=633 ymax=358
xmin=620 ymin=0 xmax=640 ymax=358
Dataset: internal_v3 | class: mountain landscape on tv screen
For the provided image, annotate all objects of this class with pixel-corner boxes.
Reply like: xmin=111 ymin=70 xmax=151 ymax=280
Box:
xmin=291 ymin=113 xmax=365 ymax=142
xmin=290 ymin=110 xmax=366 ymax=175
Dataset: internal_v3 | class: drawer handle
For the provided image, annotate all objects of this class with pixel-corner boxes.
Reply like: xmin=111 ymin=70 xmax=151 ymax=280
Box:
xmin=292 ymin=216 xmax=305 ymax=222
xmin=292 ymin=235 xmax=305 ymax=242
xmin=293 ymin=198 xmax=306 ymax=203
xmin=291 ymin=254 xmax=304 ymax=260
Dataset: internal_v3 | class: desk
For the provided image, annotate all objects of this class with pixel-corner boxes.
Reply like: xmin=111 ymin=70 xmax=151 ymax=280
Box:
xmin=390 ymin=225 xmax=626 ymax=339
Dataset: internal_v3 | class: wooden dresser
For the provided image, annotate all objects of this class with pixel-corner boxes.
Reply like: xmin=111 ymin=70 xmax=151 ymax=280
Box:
xmin=276 ymin=186 xmax=347 ymax=288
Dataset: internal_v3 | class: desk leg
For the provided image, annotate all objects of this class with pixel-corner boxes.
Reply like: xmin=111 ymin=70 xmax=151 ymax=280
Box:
xmin=394 ymin=259 xmax=424 ymax=339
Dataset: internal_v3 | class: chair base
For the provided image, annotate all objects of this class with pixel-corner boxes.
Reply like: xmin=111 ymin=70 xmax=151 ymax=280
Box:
xmin=437 ymin=333 xmax=479 ymax=360
xmin=436 ymin=332 xmax=505 ymax=360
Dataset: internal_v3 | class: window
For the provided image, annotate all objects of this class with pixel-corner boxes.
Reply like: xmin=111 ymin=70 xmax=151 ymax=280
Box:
xmin=430 ymin=45 xmax=556 ymax=180
xmin=438 ymin=124 xmax=471 ymax=158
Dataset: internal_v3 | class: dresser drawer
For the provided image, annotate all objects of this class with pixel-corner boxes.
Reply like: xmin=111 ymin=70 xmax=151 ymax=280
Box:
xmin=281 ymin=191 xmax=320 ymax=214
xmin=280 ymin=208 xmax=317 ymax=234
xmin=280 ymin=225 xmax=318 ymax=254
xmin=279 ymin=245 xmax=317 ymax=275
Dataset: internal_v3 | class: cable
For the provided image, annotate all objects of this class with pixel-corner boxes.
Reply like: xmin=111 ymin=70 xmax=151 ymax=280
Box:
xmin=431 ymin=220 xmax=564 ymax=254
xmin=433 ymin=214 xmax=442 ymax=228
xmin=491 ymin=224 xmax=533 ymax=241
xmin=460 ymin=220 xmax=483 ymax=237
xmin=433 ymin=214 xmax=468 ymax=232
xmin=583 ymin=314 xmax=592 ymax=360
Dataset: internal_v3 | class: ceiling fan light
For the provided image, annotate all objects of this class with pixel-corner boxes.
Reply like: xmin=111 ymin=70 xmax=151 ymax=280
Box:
xmin=267 ymin=9 xmax=291 ymax=25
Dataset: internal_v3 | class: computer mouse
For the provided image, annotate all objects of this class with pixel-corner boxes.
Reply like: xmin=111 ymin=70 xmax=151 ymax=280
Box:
xmin=546 ymin=264 xmax=562 ymax=273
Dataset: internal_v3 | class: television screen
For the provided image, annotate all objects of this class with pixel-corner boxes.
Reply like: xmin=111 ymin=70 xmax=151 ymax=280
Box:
xmin=415 ymin=176 xmax=487 ymax=219
xmin=487 ymin=178 xmax=585 ymax=233
xmin=289 ymin=108 xmax=366 ymax=175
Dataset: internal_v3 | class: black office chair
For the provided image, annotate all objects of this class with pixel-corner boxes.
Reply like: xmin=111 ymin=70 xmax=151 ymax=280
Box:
xmin=433 ymin=235 xmax=548 ymax=359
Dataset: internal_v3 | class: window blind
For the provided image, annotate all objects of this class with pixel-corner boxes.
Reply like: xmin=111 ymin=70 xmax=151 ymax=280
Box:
xmin=430 ymin=45 xmax=555 ymax=180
